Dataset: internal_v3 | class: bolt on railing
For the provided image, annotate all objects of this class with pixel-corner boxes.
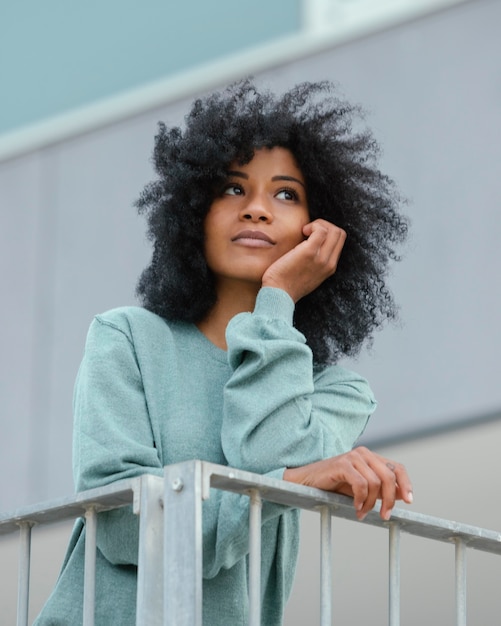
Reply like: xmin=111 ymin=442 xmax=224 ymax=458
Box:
xmin=1 ymin=460 xmax=501 ymax=625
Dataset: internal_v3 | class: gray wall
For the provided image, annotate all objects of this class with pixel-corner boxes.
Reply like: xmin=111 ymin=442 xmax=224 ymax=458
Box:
xmin=1 ymin=0 xmax=500 ymax=514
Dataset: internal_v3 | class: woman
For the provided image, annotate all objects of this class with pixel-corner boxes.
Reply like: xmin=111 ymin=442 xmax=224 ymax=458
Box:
xmin=35 ymin=80 xmax=412 ymax=625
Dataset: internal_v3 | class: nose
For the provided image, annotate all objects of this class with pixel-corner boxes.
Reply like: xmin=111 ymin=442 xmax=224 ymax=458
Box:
xmin=239 ymin=197 xmax=273 ymax=223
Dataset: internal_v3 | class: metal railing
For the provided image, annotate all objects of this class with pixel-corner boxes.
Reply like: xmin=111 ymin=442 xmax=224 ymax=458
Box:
xmin=1 ymin=459 xmax=501 ymax=625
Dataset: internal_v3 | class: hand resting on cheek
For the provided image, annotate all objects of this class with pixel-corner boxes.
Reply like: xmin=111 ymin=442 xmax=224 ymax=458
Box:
xmin=262 ymin=218 xmax=347 ymax=303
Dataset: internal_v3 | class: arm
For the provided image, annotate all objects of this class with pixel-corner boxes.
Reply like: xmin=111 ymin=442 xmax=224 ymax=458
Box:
xmin=72 ymin=315 xmax=164 ymax=566
xmin=222 ymin=287 xmax=376 ymax=474
xmin=223 ymin=290 xmax=412 ymax=520
xmin=72 ymin=313 xmax=291 ymax=577
xmin=223 ymin=216 xmax=412 ymax=518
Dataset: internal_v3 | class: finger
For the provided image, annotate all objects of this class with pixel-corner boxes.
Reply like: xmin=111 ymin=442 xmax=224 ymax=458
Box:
xmin=371 ymin=459 xmax=398 ymax=521
xmin=301 ymin=221 xmax=329 ymax=248
xmin=338 ymin=451 xmax=385 ymax=520
xmin=364 ymin=452 xmax=413 ymax=519
xmin=303 ymin=219 xmax=342 ymax=244
xmin=302 ymin=220 xmax=346 ymax=268
xmin=337 ymin=465 xmax=370 ymax=518
xmin=317 ymin=221 xmax=346 ymax=268
xmin=352 ymin=460 xmax=390 ymax=521
xmin=386 ymin=460 xmax=413 ymax=505
xmin=350 ymin=447 xmax=399 ymax=521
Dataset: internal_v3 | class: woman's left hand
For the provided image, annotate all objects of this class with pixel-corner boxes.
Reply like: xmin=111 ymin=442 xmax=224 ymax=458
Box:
xmin=283 ymin=446 xmax=413 ymax=521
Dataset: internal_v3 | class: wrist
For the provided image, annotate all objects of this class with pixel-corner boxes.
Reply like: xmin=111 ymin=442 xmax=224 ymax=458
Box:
xmin=261 ymin=280 xmax=298 ymax=303
xmin=283 ymin=466 xmax=306 ymax=485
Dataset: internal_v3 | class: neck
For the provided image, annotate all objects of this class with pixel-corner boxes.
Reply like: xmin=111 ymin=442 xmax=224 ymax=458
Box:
xmin=196 ymin=279 xmax=260 ymax=350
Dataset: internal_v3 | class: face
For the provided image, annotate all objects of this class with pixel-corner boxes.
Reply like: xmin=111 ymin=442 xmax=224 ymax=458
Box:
xmin=204 ymin=147 xmax=310 ymax=291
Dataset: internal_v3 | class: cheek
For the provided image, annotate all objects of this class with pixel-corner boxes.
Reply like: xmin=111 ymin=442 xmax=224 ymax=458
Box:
xmin=202 ymin=219 xmax=227 ymax=272
xmin=203 ymin=234 xmax=218 ymax=268
xmin=203 ymin=211 xmax=220 ymax=246
xmin=286 ymin=215 xmax=309 ymax=245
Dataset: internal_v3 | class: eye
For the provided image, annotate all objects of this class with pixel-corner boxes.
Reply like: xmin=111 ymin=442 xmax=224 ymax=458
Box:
xmin=276 ymin=187 xmax=299 ymax=201
xmin=222 ymin=183 xmax=244 ymax=196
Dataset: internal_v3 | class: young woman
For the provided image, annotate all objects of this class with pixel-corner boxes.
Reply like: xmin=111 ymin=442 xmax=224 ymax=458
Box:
xmin=35 ymin=80 xmax=413 ymax=625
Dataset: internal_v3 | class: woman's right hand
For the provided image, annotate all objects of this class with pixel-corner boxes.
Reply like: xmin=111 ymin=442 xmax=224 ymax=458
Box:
xmin=261 ymin=219 xmax=346 ymax=303
xmin=283 ymin=446 xmax=413 ymax=521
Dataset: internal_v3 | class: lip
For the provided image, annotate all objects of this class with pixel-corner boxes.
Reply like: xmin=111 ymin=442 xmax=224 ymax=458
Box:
xmin=231 ymin=230 xmax=275 ymax=246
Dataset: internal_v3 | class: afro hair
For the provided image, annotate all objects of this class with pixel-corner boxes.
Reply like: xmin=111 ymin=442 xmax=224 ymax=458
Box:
xmin=135 ymin=79 xmax=409 ymax=364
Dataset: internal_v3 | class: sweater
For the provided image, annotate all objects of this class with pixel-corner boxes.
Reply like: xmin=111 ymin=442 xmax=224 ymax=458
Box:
xmin=34 ymin=287 xmax=376 ymax=625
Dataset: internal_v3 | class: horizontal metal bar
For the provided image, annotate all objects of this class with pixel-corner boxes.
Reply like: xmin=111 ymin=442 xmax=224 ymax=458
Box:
xmin=199 ymin=461 xmax=501 ymax=556
xmin=1 ymin=461 xmax=501 ymax=559
xmin=0 ymin=477 xmax=144 ymax=535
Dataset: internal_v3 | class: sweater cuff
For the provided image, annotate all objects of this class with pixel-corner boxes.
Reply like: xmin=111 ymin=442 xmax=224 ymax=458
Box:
xmin=253 ymin=288 xmax=295 ymax=325
xmin=267 ymin=467 xmax=288 ymax=481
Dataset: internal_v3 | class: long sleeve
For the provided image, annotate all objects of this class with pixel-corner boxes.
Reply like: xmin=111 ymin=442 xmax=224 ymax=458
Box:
xmin=72 ymin=298 xmax=376 ymax=580
xmin=73 ymin=318 xmax=164 ymax=490
xmin=222 ymin=287 xmax=376 ymax=474
xmin=72 ymin=315 xmax=164 ymax=566
xmin=72 ymin=310 xmax=290 ymax=578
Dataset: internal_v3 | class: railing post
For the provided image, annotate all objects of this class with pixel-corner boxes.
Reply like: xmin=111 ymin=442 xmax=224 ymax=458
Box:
xmin=16 ymin=521 xmax=33 ymax=626
xmin=320 ymin=506 xmax=332 ymax=626
xmin=164 ymin=461 xmax=203 ymax=626
xmin=136 ymin=475 xmax=164 ymax=626
xmin=83 ymin=506 xmax=97 ymax=626
xmin=455 ymin=537 xmax=467 ymax=626
xmin=248 ymin=489 xmax=262 ymax=626
xmin=388 ymin=522 xmax=401 ymax=626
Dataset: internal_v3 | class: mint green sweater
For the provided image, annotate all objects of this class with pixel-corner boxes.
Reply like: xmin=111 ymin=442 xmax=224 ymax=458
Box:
xmin=35 ymin=288 xmax=376 ymax=625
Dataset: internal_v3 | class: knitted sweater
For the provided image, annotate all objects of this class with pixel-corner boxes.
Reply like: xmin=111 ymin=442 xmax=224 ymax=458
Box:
xmin=34 ymin=288 xmax=376 ymax=625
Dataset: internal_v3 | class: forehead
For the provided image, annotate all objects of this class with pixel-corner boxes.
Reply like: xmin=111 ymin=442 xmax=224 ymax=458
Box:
xmin=229 ymin=147 xmax=304 ymax=180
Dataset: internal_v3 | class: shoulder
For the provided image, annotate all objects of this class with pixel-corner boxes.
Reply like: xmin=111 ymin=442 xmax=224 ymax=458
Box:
xmin=85 ymin=306 xmax=173 ymax=349
xmin=94 ymin=305 xmax=166 ymax=332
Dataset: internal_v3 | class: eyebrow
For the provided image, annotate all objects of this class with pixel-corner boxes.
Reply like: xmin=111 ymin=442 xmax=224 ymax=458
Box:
xmin=227 ymin=170 xmax=306 ymax=189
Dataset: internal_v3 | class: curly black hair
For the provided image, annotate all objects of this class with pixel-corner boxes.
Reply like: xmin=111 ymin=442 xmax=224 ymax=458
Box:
xmin=135 ymin=79 xmax=408 ymax=364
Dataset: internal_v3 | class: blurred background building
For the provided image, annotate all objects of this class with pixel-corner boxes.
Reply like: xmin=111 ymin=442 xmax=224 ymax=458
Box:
xmin=1 ymin=0 xmax=500 ymax=623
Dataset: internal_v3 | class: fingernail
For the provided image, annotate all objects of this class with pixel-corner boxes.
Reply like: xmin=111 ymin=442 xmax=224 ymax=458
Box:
xmin=407 ymin=491 xmax=414 ymax=504
xmin=383 ymin=509 xmax=392 ymax=521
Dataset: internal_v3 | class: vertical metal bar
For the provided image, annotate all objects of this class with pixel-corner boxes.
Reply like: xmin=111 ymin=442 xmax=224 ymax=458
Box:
xmin=455 ymin=538 xmax=467 ymax=626
xmin=388 ymin=522 xmax=401 ymax=626
xmin=320 ymin=506 xmax=332 ymax=626
xmin=16 ymin=522 xmax=33 ymax=626
xmin=248 ymin=489 xmax=262 ymax=626
xmin=83 ymin=507 xmax=97 ymax=626
xmin=136 ymin=475 xmax=165 ymax=626
xmin=164 ymin=461 xmax=203 ymax=626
